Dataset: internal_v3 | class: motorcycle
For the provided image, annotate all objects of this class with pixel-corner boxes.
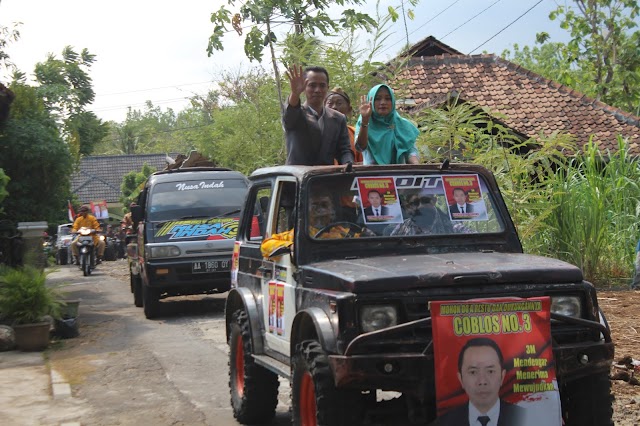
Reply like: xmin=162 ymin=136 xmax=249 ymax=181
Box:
xmin=103 ymin=235 xmax=122 ymax=261
xmin=75 ymin=227 xmax=99 ymax=276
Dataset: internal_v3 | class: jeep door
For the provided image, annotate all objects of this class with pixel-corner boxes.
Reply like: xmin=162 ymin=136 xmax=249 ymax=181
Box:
xmin=259 ymin=178 xmax=297 ymax=356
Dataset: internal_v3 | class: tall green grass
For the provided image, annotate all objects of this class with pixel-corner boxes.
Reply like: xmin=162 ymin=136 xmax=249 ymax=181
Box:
xmin=538 ymin=138 xmax=640 ymax=286
xmin=416 ymin=100 xmax=640 ymax=287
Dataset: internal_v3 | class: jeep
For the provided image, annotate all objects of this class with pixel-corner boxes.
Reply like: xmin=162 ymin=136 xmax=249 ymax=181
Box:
xmin=225 ymin=163 xmax=614 ymax=425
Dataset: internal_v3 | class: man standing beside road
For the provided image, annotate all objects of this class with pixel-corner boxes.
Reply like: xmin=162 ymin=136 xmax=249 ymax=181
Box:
xmin=283 ymin=64 xmax=354 ymax=166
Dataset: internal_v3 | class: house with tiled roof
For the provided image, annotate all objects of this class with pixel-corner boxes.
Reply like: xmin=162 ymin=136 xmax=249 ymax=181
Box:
xmin=390 ymin=36 xmax=640 ymax=154
xmin=70 ymin=153 xmax=177 ymax=219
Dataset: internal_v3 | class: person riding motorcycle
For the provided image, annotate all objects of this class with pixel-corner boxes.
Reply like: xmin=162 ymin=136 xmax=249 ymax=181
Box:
xmin=71 ymin=205 xmax=106 ymax=264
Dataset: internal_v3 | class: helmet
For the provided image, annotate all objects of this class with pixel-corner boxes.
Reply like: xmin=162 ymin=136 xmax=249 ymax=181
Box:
xmin=79 ymin=205 xmax=90 ymax=213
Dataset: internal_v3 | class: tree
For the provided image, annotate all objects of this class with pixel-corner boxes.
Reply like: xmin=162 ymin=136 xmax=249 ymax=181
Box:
xmin=501 ymin=42 xmax=589 ymax=93
xmin=0 ymin=83 xmax=73 ymax=224
xmin=192 ymin=67 xmax=285 ymax=173
xmin=120 ymin=163 xmax=156 ymax=210
xmin=0 ymin=22 xmax=20 ymax=76
xmin=0 ymin=168 xmax=9 ymax=215
xmin=549 ymin=0 xmax=640 ymax=113
xmin=66 ymin=111 xmax=109 ymax=156
xmin=95 ymin=103 xmax=182 ymax=155
xmin=208 ymin=0 xmax=376 ymax=63
xmin=32 ymin=46 xmax=108 ymax=156
xmin=208 ymin=0 xmax=377 ymax=121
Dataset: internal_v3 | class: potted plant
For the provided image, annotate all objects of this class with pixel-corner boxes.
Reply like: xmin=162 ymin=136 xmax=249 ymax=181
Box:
xmin=0 ymin=265 xmax=62 ymax=351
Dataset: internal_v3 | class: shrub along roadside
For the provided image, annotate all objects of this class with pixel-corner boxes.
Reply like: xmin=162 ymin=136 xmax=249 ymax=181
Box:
xmin=416 ymin=100 xmax=639 ymax=287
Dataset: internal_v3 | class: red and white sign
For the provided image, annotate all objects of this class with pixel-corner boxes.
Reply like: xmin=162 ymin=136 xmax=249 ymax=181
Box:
xmin=431 ymin=297 xmax=562 ymax=425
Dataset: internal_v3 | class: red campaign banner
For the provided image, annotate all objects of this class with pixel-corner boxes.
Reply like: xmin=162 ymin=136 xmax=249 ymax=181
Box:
xmin=441 ymin=175 xmax=487 ymax=221
xmin=268 ymin=281 xmax=276 ymax=334
xmin=90 ymin=200 xmax=109 ymax=220
xmin=276 ymin=283 xmax=285 ymax=336
xmin=356 ymin=176 xmax=402 ymax=224
xmin=431 ymin=297 xmax=561 ymax=426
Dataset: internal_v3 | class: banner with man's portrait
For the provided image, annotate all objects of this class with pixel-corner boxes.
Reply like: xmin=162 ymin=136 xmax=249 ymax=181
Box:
xmin=90 ymin=200 xmax=109 ymax=220
xmin=431 ymin=297 xmax=562 ymax=426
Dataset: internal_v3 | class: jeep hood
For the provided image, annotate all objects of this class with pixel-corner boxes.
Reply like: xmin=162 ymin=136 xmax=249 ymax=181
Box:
xmin=302 ymin=252 xmax=583 ymax=293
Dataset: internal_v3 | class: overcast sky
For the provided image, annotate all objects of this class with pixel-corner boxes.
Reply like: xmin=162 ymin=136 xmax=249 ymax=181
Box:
xmin=0 ymin=0 xmax=570 ymax=123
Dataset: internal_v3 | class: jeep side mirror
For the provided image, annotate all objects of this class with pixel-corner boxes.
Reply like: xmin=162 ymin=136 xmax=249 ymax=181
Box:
xmin=131 ymin=205 xmax=143 ymax=223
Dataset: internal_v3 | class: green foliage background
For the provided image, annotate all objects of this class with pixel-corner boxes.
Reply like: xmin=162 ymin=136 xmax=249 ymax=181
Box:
xmin=1 ymin=1 xmax=639 ymax=285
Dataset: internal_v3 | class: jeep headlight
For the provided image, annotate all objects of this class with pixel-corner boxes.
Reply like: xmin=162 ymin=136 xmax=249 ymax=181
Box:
xmin=551 ymin=296 xmax=582 ymax=318
xmin=148 ymin=245 xmax=181 ymax=258
xmin=360 ymin=305 xmax=398 ymax=333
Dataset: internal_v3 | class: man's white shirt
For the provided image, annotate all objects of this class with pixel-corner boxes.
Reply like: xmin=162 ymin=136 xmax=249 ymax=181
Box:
xmin=468 ymin=399 xmax=501 ymax=426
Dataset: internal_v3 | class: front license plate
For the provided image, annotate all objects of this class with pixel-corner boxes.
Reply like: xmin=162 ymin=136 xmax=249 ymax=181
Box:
xmin=192 ymin=260 xmax=229 ymax=273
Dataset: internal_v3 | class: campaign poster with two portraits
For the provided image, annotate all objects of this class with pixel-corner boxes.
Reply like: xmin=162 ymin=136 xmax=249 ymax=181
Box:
xmin=431 ymin=297 xmax=562 ymax=426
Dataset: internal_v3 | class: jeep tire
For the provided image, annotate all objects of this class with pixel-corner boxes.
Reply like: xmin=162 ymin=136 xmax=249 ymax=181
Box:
xmin=292 ymin=340 xmax=363 ymax=426
xmin=228 ymin=309 xmax=278 ymax=424
xmin=561 ymin=371 xmax=613 ymax=426
xmin=142 ymin=283 xmax=159 ymax=319
xmin=132 ymin=274 xmax=143 ymax=307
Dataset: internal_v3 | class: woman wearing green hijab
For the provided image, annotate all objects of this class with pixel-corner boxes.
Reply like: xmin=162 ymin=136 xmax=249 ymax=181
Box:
xmin=355 ymin=84 xmax=420 ymax=165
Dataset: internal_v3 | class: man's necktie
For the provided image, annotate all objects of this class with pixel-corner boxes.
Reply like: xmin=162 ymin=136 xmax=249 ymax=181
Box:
xmin=461 ymin=206 xmax=465 ymax=214
xmin=375 ymin=208 xmax=379 ymax=216
xmin=477 ymin=415 xmax=490 ymax=426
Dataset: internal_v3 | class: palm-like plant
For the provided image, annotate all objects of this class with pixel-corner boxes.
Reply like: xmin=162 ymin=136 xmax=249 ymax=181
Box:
xmin=0 ymin=265 xmax=62 ymax=325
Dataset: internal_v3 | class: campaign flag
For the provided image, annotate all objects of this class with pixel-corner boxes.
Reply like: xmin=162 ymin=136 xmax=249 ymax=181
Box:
xmin=431 ymin=297 xmax=562 ymax=426
xmin=67 ymin=200 xmax=75 ymax=222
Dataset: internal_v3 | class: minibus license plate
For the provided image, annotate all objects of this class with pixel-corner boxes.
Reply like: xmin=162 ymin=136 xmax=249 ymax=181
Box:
xmin=192 ymin=260 xmax=227 ymax=273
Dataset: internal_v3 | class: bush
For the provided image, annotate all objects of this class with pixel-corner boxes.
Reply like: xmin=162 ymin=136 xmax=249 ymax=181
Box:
xmin=0 ymin=265 xmax=62 ymax=325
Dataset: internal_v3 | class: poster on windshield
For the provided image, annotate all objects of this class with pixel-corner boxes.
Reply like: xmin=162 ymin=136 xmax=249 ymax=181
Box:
xmin=356 ymin=177 xmax=402 ymax=224
xmin=430 ymin=297 xmax=562 ymax=426
xmin=442 ymin=175 xmax=487 ymax=221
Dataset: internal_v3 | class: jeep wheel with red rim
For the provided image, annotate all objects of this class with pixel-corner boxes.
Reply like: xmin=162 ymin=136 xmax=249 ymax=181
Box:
xmin=292 ymin=340 xmax=363 ymax=426
xmin=228 ymin=309 xmax=279 ymax=424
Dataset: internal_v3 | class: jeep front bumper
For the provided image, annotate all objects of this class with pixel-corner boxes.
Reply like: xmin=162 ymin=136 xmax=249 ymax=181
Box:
xmin=328 ymin=315 xmax=613 ymax=397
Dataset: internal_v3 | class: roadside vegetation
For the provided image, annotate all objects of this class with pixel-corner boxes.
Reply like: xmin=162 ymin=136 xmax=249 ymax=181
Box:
xmin=1 ymin=0 xmax=639 ymax=285
xmin=416 ymin=96 xmax=640 ymax=286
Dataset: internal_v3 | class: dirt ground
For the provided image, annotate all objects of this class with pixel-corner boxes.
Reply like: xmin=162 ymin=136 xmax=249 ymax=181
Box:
xmin=67 ymin=265 xmax=640 ymax=424
xmin=598 ymin=289 xmax=640 ymax=425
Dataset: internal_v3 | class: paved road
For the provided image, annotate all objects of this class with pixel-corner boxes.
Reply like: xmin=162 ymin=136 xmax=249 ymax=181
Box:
xmin=47 ymin=260 xmax=292 ymax=425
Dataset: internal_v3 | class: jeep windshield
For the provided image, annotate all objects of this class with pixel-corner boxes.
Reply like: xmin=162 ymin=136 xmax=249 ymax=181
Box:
xmin=306 ymin=172 xmax=505 ymax=239
xmin=148 ymin=179 xmax=247 ymax=222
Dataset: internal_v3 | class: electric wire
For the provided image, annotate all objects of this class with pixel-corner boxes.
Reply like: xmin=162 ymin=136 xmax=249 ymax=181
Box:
xmin=375 ymin=0 xmax=463 ymax=57
xmin=468 ymin=0 xmax=545 ymax=54
xmin=440 ymin=0 xmax=502 ymax=40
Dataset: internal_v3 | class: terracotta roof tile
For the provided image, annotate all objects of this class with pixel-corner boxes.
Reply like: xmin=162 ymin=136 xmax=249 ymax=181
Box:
xmin=396 ymin=54 xmax=640 ymax=154
xmin=71 ymin=153 xmax=180 ymax=204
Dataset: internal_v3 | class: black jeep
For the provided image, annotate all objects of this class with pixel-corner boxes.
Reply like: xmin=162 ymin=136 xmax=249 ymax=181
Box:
xmin=226 ymin=163 xmax=614 ymax=425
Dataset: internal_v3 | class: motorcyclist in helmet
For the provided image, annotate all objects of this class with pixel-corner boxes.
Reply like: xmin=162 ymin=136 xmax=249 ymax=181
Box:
xmin=71 ymin=205 xmax=106 ymax=264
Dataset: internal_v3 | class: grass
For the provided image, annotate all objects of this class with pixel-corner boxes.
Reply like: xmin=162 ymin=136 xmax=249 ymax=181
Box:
xmin=416 ymin=100 xmax=640 ymax=287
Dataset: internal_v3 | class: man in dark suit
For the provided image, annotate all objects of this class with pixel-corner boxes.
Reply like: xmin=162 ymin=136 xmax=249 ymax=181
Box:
xmin=432 ymin=337 xmax=525 ymax=426
xmin=449 ymin=187 xmax=474 ymax=217
xmin=283 ymin=64 xmax=354 ymax=166
xmin=363 ymin=190 xmax=389 ymax=219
